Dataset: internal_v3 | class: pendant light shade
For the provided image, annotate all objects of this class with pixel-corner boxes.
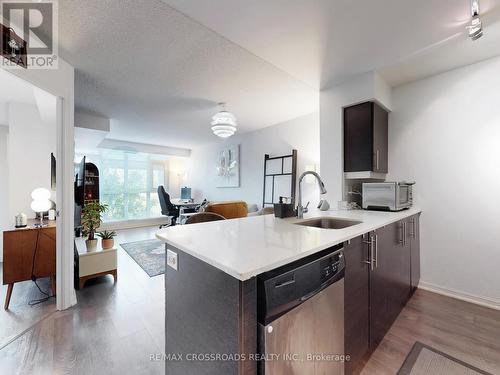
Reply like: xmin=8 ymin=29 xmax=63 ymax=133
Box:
xmin=211 ymin=103 xmax=237 ymax=138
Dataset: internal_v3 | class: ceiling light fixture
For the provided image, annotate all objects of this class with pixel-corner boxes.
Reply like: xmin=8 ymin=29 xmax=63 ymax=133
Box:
xmin=467 ymin=0 xmax=483 ymax=41
xmin=211 ymin=103 xmax=237 ymax=138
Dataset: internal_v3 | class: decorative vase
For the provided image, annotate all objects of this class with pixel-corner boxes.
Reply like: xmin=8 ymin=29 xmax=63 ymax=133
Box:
xmin=102 ymin=239 xmax=114 ymax=250
xmin=86 ymin=239 xmax=98 ymax=252
xmin=15 ymin=213 xmax=28 ymax=228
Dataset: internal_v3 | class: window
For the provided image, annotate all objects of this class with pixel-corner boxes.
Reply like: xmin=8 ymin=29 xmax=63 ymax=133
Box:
xmin=76 ymin=151 xmax=168 ymax=222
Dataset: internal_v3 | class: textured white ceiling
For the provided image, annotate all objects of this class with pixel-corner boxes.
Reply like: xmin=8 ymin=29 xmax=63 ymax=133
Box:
xmin=59 ymin=0 xmax=318 ymax=149
xmin=61 ymin=0 xmax=500 ymax=149
xmin=163 ymin=0 xmax=500 ymax=89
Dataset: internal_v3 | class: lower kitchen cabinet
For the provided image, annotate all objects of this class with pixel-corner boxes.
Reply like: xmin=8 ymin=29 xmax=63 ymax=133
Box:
xmin=344 ymin=214 xmax=420 ymax=375
xmin=344 ymin=235 xmax=370 ymax=375
xmin=408 ymin=214 xmax=421 ymax=293
xmin=371 ymin=220 xmax=412 ymax=348
xmin=370 ymin=222 xmax=404 ymax=348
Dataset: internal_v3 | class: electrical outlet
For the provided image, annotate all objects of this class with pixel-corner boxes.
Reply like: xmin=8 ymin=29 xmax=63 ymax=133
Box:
xmin=167 ymin=250 xmax=178 ymax=271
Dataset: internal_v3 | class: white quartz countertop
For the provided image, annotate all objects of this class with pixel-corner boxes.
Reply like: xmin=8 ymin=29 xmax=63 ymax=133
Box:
xmin=156 ymin=207 xmax=422 ymax=281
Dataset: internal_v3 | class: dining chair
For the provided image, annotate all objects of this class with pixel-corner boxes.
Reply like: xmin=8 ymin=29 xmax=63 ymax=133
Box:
xmin=185 ymin=212 xmax=226 ymax=225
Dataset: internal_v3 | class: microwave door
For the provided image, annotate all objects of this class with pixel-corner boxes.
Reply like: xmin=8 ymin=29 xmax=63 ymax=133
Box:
xmin=364 ymin=184 xmax=396 ymax=211
xmin=397 ymin=186 xmax=410 ymax=208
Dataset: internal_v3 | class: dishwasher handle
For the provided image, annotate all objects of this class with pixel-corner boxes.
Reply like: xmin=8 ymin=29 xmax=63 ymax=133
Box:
xmin=275 ymin=277 xmax=295 ymax=288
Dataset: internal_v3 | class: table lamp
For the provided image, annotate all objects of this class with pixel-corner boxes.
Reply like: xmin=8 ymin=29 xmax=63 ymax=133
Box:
xmin=31 ymin=188 xmax=52 ymax=227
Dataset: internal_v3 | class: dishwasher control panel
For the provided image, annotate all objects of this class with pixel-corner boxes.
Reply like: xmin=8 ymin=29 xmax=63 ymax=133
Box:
xmin=257 ymin=245 xmax=345 ymax=325
xmin=320 ymin=252 xmax=344 ymax=284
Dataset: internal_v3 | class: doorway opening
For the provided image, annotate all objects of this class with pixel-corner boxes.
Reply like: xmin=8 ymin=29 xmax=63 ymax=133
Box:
xmin=0 ymin=68 xmax=59 ymax=348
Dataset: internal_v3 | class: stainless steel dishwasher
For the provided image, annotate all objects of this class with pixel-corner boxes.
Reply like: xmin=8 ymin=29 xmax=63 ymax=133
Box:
xmin=257 ymin=245 xmax=345 ymax=375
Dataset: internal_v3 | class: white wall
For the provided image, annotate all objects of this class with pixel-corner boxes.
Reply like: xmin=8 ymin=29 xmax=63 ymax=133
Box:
xmin=0 ymin=126 xmax=9 ymax=261
xmin=320 ymin=72 xmax=392 ymax=204
xmin=0 ymin=99 xmax=56 ymax=262
xmin=0 ymin=103 xmax=7 ymax=125
xmin=388 ymin=55 xmax=500 ymax=307
xmin=6 ymin=102 xmax=56 ymax=220
xmin=187 ymin=112 xmax=320 ymax=208
xmin=168 ymin=157 xmax=188 ymax=199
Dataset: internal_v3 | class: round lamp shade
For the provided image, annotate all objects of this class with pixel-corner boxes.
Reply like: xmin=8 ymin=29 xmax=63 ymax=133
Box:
xmin=31 ymin=199 xmax=51 ymax=213
xmin=31 ymin=188 xmax=52 ymax=214
xmin=31 ymin=188 xmax=51 ymax=201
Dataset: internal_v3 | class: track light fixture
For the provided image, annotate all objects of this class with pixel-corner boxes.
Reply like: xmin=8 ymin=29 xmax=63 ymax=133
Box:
xmin=467 ymin=0 xmax=483 ymax=40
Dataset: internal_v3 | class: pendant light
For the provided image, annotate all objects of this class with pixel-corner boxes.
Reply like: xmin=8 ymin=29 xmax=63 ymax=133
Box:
xmin=211 ymin=103 xmax=237 ymax=138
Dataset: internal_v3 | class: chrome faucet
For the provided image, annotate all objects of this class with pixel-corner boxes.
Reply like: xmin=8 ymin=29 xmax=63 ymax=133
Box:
xmin=297 ymin=171 xmax=327 ymax=219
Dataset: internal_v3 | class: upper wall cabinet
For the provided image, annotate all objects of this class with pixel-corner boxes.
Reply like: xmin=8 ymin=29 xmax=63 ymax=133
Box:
xmin=344 ymin=101 xmax=388 ymax=178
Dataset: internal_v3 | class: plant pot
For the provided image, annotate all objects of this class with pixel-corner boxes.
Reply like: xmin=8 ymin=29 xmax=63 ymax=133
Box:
xmin=102 ymin=238 xmax=114 ymax=250
xmin=86 ymin=239 xmax=98 ymax=252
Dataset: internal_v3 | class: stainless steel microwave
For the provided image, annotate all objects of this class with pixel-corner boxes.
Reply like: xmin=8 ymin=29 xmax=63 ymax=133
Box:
xmin=362 ymin=182 xmax=414 ymax=211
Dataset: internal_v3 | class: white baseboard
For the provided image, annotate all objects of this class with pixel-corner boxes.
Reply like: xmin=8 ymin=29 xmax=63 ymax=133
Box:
xmin=99 ymin=217 xmax=169 ymax=231
xmin=418 ymin=281 xmax=500 ymax=311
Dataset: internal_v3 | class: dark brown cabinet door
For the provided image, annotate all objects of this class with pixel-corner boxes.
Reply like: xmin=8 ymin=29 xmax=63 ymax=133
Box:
xmin=394 ymin=220 xmax=411 ymax=311
xmin=344 ymin=102 xmax=373 ymax=172
xmin=344 ymin=101 xmax=388 ymax=173
xmin=344 ymin=235 xmax=370 ymax=375
xmin=372 ymin=103 xmax=388 ymax=173
xmin=370 ymin=220 xmax=410 ymax=349
xmin=369 ymin=226 xmax=393 ymax=349
xmin=409 ymin=214 xmax=421 ymax=293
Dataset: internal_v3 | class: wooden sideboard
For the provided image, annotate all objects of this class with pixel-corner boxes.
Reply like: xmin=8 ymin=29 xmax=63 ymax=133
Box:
xmin=2 ymin=219 xmax=56 ymax=309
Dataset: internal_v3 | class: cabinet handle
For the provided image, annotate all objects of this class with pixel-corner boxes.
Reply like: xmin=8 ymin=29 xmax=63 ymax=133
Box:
xmin=374 ymin=234 xmax=378 ymax=269
xmin=410 ymin=218 xmax=416 ymax=239
xmin=399 ymin=222 xmax=404 ymax=245
xmin=364 ymin=236 xmax=374 ymax=271
xmin=402 ymin=222 xmax=406 ymax=246
xmin=373 ymin=150 xmax=380 ymax=171
xmin=404 ymin=222 xmax=408 ymax=246
xmin=370 ymin=234 xmax=375 ymax=271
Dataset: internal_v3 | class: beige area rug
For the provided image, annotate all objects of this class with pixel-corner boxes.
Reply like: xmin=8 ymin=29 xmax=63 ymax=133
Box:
xmin=398 ymin=342 xmax=491 ymax=375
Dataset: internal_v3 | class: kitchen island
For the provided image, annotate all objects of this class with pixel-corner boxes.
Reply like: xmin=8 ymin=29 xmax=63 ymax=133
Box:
xmin=157 ymin=207 xmax=422 ymax=375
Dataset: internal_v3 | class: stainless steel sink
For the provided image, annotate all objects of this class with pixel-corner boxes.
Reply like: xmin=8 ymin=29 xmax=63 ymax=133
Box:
xmin=295 ymin=217 xmax=362 ymax=229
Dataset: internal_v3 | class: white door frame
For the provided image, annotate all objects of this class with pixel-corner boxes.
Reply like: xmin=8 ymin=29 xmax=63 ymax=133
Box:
xmin=55 ymin=96 xmax=76 ymax=310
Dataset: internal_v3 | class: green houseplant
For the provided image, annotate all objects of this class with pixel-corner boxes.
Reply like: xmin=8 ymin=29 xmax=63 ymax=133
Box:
xmin=81 ymin=201 xmax=108 ymax=251
xmin=97 ymin=230 xmax=116 ymax=250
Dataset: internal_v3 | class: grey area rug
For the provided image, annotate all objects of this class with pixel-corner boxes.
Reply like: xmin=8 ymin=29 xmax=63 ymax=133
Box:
xmin=120 ymin=239 xmax=165 ymax=277
xmin=398 ymin=342 xmax=492 ymax=375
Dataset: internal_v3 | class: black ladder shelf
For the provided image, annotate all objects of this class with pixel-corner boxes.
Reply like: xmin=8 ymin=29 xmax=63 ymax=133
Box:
xmin=262 ymin=150 xmax=297 ymax=208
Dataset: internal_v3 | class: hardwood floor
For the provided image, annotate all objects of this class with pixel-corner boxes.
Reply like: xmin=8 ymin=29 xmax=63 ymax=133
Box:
xmin=2 ymin=227 xmax=500 ymax=375
xmin=0 ymin=263 xmax=56 ymax=349
xmin=0 ymin=226 xmax=165 ymax=375
xmin=360 ymin=289 xmax=500 ymax=375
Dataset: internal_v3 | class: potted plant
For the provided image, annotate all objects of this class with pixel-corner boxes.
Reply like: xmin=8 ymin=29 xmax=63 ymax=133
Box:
xmin=97 ymin=230 xmax=116 ymax=250
xmin=81 ymin=200 xmax=108 ymax=252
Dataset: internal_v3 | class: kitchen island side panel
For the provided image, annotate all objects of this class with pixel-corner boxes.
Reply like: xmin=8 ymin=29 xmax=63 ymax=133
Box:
xmin=165 ymin=245 xmax=257 ymax=375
